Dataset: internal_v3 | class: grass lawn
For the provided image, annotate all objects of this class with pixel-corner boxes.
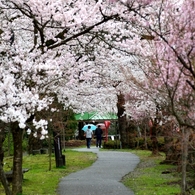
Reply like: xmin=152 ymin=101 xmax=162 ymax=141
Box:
xmin=0 ymin=150 xmax=97 ymax=195
xmin=1 ymin=148 xmax=195 ymax=195
xmin=121 ymin=150 xmax=195 ymax=195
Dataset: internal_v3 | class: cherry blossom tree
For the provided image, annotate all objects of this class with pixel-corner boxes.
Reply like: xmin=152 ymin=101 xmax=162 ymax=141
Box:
xmin=0 ymin=1 xmax=123 ymax=194
xmin=115 ymin=0 xmax=195 ymax=193
xmin=1 ymin=0 xmax=194 ymax=195
xmin=0 ymin=0 xmax=153 ymax=194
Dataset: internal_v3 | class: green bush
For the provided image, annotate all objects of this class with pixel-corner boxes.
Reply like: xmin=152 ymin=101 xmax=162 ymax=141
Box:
xmin=158 ymin=136 xmax=165 ymax=150
xmin=103 ymin=140 xmax=120 ymax=149
xmin=103 ymin=137 xmax=165 ymax=150
xmin=134 ymin=136 xmax=165 ymax=151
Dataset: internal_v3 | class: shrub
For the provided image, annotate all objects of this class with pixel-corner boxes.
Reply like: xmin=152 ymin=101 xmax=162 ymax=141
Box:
xmin=134 ymin=136 xmax=165 ymax=151
xmin=103 ymin=140 xmax=120 ymax=149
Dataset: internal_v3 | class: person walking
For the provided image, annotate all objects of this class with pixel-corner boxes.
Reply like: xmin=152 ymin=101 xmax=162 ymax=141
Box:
xmin=85 ymin=126 xmax=93 ymax=149
xmin=95 ymin=125 xmax=103 ymax=148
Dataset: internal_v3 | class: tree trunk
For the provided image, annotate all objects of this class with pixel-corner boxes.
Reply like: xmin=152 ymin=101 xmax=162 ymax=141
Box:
xmin=0 ymin=163 xmax=12 ymax=195
xmin=117 ymin=93 xmax=127 ymax=148
xmin=151 ymin=135 xmax=159 ymax=155
xmin=78 ymin=122 xmax=85 ymax=140
xmin=181 ymin=127 xmax=189 ymax=195
xmin=163 ymin=136 xmax=174 ymax=163
xmin=0 ymin=125 xmax=12 ymax=195
xmin=144 ymin=125 xmax=148 ymax=150
xmin=11 ymin=122 xmax=23 ymax=195
xmin=0 ymin=126 xmax=5 ymax=165
xmin=48 ymin=133 xmax=52 ymax=171
xmin=150 ymin=119 xmax=159 ymax=156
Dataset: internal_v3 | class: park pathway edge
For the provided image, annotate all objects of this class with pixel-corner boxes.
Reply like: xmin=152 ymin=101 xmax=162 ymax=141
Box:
xmin=57 ymin=147 xmax=140 ymax=195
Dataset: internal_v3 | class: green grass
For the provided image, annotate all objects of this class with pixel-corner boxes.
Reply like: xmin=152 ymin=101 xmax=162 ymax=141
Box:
xmin=1 ymin=149 xmax=195 ymax=195
xmin=122 ymin=150 xmax=183 ymax=195
xmin=0 ymin=150 xmax=97 ymax=195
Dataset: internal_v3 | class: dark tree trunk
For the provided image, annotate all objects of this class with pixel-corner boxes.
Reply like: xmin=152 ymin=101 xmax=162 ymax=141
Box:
xmin=48 ymin=122 xmax=53 ymax=171
xmin=11 ymin=122 xmax=23 ymax=195
xmin=181 ymin=127 xmax=189 ymax=195
xmin=0 ymin=124 xmax=12 ymax=195
xmin=0 ymin=163 xmax=11 ymax=195
xmin=53 ymin=131 xmax=65 ymax=168
xmin=163 ymin=136 xmax=174 ymax=163
xmin=150 ymin=118 xmax=159 ymax=156
xmin=161 ymin=122 xmax=177 ymax=164
xmin=0 ymin=126 xmax=5 ymax=166
xmin=48 ymin=134 xmax=52 ymax=171
xmin=144 ymin=126 xmax=148 ymax=149
xmin=117 ymin=93 xmax=127 ymax=148
xmin=151 ymin=135 xmax=159 ymax=155
xmin=78 ymin=122 xmax=85 ymax=140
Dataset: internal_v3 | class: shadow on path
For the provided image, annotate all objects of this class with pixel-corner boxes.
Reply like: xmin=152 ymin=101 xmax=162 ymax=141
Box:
xmin=57 ymin=147 xmax=140 ymax=195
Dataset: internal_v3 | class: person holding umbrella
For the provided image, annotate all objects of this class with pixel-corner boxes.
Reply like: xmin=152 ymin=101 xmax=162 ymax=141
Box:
xmin=95 ymin=125 xmax=103 ymax=148
xmin=84 ymin=125 xmax=93 ymax=149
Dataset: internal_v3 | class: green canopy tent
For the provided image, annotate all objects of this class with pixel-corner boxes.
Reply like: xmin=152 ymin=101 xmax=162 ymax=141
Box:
xmin=75 ymin=112 xmax=117 ymax=121
xmin=75 ymin=112 xmax=118 ymax=140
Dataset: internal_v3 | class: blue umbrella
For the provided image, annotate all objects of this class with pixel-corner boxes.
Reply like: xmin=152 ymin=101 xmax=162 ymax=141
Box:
xmin=82 ymin=124 xmax=97 ymax=131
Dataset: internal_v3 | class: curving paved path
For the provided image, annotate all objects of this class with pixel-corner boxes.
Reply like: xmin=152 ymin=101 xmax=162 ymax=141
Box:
xmin=57 ymin=147 xmax=140 ymax=195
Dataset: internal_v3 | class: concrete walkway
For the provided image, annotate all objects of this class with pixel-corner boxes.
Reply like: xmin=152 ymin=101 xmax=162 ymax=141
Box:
xmin=57 ymin=147 xmax=140 ymax=195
